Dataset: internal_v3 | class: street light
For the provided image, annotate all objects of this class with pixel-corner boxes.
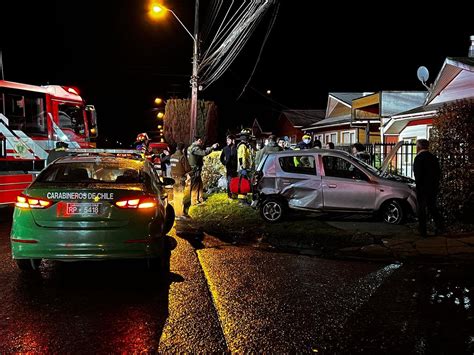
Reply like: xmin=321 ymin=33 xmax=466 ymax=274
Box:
xmin=157 ymin=112 xmax=164 ymax=119
xmin=149 ymin=2 xmax=199 ymax=143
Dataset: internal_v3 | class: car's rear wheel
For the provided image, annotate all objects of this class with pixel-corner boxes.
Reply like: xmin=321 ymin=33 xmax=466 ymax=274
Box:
xmin=163 ymin=204 xmax=175 ymax=235
xmin=147 ymin=237 xmax=171 ymax=277
xmin=16 ymin=259 xmax=41 ymax=271
xmin=381 ymin=200 xmax=405 ymax=224
xmin=260 ymin=197 xmax=285 ymax=223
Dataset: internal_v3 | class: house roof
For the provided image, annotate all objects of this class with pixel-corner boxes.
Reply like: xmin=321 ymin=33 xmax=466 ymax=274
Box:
xmin=280 ymin=110 xmax=326 ymax=128
xmin=329 ymin=92 xmax=368 ymax=105
xmin=426 ymin=57 xmax=474 ymax=104
xmin=303 ymin=114 xmax=352 ymax=131
xmin=252 ymin=117 xmax=276 ymax=134
xmin=392 ymin=102 xmax=445 ymax=117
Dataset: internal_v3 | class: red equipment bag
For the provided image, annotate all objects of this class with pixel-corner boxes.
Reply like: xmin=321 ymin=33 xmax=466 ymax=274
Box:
xmin=230 ymin=175 xmax=251 ymax=195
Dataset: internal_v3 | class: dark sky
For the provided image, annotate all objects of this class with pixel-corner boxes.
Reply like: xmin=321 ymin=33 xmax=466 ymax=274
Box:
xmin=0 ymin=1 xmax=472 ymax=144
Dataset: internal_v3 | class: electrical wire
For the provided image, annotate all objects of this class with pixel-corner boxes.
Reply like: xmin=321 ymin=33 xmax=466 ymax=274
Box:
xmin=237 ymin=1 xmax=280 ymax=100
xmin=199 ymin=0 xmax=276 ymax=89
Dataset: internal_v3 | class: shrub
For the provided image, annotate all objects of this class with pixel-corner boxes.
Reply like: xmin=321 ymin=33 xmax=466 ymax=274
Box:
xmin=201 ymin=150 xmax=226 ymax=192
xmin=430 ymin=99 xmax=474 ymax=224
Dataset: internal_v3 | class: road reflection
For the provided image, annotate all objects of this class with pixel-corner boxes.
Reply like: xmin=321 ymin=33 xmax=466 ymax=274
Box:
xmin=8 ymin=260 xmax=173 ymax=352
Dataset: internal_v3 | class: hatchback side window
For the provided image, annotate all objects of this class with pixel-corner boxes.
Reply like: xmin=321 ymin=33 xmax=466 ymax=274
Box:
xmin=322 ymin=156 xmax=369 ymax=181
xmin=279 ymin=156 xmax=316 ymax=175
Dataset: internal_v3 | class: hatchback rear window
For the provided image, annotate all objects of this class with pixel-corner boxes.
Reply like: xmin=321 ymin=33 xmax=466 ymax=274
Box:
xmin=36 ymin=162 xmax=143 ymax=184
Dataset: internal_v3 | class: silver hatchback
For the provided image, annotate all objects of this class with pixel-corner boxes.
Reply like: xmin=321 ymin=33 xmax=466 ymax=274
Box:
xmin=252 ymin=149 xmax=417 ymax=224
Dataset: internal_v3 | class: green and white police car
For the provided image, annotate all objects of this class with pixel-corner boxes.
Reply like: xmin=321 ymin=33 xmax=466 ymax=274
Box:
xmin=10 ymin=151 xmax=175 ymax=272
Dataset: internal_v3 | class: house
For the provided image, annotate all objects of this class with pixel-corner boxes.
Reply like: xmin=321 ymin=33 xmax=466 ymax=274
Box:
xmin=275 ymin=110 xmax=325 ymax=143
xmin=383 ymin=55 xmax=474 ymax=142
xmin=251 ymin=116 xmax=274 ymax=141
xmin=303 ymin=92 xmax=372 ymax=145
xmin=351 ymin=91 xmax=427 ymax=143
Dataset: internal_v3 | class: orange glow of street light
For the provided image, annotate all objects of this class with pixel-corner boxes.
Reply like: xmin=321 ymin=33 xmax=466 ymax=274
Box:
xmin=157 ymin=112 xmax=164 ymax=119
xmin=154 ymin=97 xmax=163 ymax=105
xmin=148 ymin=3 xmax=167 ymax=20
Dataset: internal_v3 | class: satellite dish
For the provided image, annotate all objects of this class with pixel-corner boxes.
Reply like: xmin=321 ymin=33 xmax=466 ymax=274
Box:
xmin=417 ymin=66 xmax=429 ymax=84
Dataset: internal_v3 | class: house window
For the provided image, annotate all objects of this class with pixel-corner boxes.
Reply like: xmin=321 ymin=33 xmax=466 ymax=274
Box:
xmin=325 ymin=132 xmax=337 ymax=144
xmin=342 ymin=131 xmax=356 ymax=145
xmin=427 ymin=126 xmax=432 ymax=140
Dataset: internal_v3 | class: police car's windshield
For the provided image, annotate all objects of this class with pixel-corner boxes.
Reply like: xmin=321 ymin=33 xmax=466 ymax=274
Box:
xmin=36 ymin=162 xmax=142 ymax=184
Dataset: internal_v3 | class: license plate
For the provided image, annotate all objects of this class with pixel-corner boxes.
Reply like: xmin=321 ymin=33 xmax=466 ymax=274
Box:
xmin=66 ymin=203 xmax=101 ymax=215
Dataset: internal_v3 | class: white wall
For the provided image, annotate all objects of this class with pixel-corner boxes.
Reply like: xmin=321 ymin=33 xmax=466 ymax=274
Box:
xmin=399 ymin=124 xmax=429 ymax=141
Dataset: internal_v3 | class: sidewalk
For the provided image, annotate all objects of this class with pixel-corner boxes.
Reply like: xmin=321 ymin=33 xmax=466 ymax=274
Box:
xmin=338 ymin=233 xmax=474 ymax=262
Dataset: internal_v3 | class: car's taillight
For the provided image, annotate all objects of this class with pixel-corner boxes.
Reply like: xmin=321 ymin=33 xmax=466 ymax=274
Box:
xmin=115 ymin=197 xmax=157 ymax=209
xmin=16 ymin=195 xmax=52 ymax=209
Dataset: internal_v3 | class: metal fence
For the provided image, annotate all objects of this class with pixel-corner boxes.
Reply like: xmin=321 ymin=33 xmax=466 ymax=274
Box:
xmin=335 ymin=143 xmax=417 ymax=178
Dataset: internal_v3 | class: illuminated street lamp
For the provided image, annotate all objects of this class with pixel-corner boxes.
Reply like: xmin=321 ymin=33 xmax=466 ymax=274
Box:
xmin=149 ymin=2 xmax=199 ymax=143
xmin=154 ymin=97 xmax=163 ymax=105
xmin=157 ymin=112 xmax=164 ymax=119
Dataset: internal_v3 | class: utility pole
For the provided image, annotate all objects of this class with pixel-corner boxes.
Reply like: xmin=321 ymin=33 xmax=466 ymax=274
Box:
xmin=189 ymin=0 xmax=199 ymax=144
xmin=0 ymin=51 xmax=4 ymax=80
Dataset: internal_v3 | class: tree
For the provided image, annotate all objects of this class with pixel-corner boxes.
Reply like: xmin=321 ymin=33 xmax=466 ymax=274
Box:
xmin=430 ymin=99 xmax=474 ymax=224
xmin=164 ymin=99 xmax=218 ymax=145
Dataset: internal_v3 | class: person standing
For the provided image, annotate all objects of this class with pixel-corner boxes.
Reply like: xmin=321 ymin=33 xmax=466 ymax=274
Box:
xmin=413 ymin=139 xmax=444 ymax=238
xmin=188 ymin=136 xmax=219 ymax=205
xmin=170 ymin=142 xmax=192 ymax=218
xmin=237 ymin=133 xmax=252 ymax=174
xmin=220 ymin=134 xmax=238 ymax=198
xmin=325 ymin=142 xmax=335 ymax=149
xmin=46 ymin=141 xmax=69 ymax=165
xmin=296 ymin=134 xmax=312 ymax=150
xmin=160 ymin=148 xmax=171 ymax=177
xmin=351 ymin=143 xmax=371 ymax=164
xmin=255 ymin=135 xmax=282 ymax=167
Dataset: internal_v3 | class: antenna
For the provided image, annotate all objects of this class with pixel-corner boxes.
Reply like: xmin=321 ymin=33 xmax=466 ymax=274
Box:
xmin=417 ymin=66 xmax=430 ymax=90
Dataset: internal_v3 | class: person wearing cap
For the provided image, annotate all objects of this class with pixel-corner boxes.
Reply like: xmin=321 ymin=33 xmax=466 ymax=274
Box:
xmin=296 ymin=134 xmax=312 ymax=150
xmin=46 ymin=141 xmax=69 ymax=165
xmin=237 ymin=132 xmax=253 ymax=174
xmin=188 ymin=135 xmax=219 ymax=205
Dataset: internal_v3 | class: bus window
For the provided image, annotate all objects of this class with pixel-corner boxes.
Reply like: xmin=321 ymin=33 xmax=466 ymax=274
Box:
xmin=3 ymin=92 xmax=46 ymax=135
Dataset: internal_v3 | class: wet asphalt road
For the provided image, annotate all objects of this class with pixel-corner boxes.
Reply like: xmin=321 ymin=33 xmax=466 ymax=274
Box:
xmin=1 ymin=208 xmax=474 ymax=353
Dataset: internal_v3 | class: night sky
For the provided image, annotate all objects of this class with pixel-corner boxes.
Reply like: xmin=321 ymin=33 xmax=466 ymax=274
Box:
xmin=0 ymin=1 xmax=472 ymax=145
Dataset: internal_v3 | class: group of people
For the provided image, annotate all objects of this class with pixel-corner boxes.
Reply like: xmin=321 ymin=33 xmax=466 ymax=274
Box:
xmin=135 ymin=131 xmax=444 ymax=238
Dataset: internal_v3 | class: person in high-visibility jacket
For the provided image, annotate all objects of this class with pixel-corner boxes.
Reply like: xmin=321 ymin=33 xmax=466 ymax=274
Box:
xmin=237 ymin=134 xmax=252 ymax=174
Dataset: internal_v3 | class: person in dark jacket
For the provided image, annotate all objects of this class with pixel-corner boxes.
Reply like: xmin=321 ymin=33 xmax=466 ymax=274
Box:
xmin=188 ymin=136 xmax=219 ymax=205
xmin=296 ymin=134 xmax=312 ymax=150
xmin=255 ymin=135 xmax=282 ymax=167
xmin=46 ymin=141 xmax=69 ymax=165
xmin=351 ymin=143 xmax=370 ymax=164
xmin=413 ymin=139 xmax=444 ymax=237
xmin=220 ymin=134 xmax=238 ymax=198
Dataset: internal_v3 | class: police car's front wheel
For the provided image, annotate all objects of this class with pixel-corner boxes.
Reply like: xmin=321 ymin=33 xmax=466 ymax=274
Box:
xmin=16 ymin=259 xmax=41 ymax=271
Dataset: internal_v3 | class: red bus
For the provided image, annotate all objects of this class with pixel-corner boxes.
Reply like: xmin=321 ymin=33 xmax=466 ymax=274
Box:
xmin=0 ymin=80 xmax=98 ymax=205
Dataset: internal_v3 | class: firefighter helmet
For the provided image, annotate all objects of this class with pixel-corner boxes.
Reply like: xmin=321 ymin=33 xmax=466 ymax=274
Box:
xmin=136 ymin=132 xmax=149 ymax=142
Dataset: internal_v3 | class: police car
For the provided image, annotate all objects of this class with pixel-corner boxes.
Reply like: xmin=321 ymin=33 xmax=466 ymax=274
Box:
xmin=10 ymin=150 xmax=175 ymax=272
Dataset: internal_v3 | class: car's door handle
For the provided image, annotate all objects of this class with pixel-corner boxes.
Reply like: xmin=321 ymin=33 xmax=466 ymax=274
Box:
xmin=328 ymin=184 xmax=337 ymax=188
xmin=282 ymin=180 xmax=292 ymax=185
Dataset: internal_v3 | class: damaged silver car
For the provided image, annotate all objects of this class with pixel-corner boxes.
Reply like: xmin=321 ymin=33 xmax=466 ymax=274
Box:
xmin=252 ymin=148 xmax=417 ymax=224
